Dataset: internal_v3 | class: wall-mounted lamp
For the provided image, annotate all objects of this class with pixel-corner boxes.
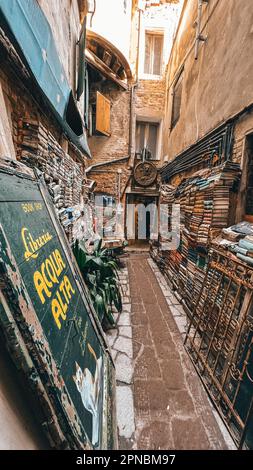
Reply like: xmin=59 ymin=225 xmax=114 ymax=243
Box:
xmin=88 ymin=0 xmax=96 ymax=27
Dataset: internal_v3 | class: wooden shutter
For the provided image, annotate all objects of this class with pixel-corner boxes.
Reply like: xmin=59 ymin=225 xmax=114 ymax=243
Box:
xmin=144 ymin=34 xmax=152 ymax=74
xmin=96 ymin=91 xmax=111 ymax=136
xmin=171 ymin=71 xmax=183 ymax=128
xmin=144 ymin=33 xmax=163 ymax=75
xmin=136 ymin=122 xmax=146 ymax=153
xmin=147 ymin=123 xmax=158 ymax=159
xmin=153 ymin=35 xmax=163 ymax=75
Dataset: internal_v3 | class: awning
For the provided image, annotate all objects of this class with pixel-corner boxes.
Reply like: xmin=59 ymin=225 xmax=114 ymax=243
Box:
xmin=0 ymin=0 xmax=91 ymax=158
xmin=85 ymin=50 xmax=128 ymax=90
xmin=85 ymin=30 xmax=133 ymax=90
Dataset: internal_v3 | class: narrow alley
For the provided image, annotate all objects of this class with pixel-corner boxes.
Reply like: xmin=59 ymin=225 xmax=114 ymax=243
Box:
xmin=109 ymin=253 xmax=233 ymax=450
xmin=1 ymin=0 xmax=253 ymax=459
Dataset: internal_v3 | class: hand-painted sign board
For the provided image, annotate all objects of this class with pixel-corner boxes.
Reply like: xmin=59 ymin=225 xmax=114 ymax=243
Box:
xmin=0 ymin=158 xmax=116 ymax=449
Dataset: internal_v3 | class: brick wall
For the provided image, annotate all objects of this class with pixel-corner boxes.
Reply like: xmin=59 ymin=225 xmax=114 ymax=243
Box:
xmin=89 ymin=160 xmax=131 ymax=197
xmin=88 ymin=82 xmax=131 ymax=165
xmin=135 ymin=79 xmax=166 ymax=118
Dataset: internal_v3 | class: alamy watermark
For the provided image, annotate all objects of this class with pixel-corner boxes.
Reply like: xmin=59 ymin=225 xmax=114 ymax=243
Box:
xmin=91 ymin=196 xmax=180 ymax=251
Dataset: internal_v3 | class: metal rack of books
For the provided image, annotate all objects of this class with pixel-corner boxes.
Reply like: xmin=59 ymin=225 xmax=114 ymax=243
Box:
xmin=184 ymin=247 xmax=253 ymax=449
xmin=151 ymin=161 xmax=241 ymax=312
xmin=153 ymin=160 xmax=253 ymax=448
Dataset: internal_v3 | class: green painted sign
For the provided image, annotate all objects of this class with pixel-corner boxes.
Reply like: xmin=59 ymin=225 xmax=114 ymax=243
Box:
xmin=0 ymin=159 xmax=116 ymax=449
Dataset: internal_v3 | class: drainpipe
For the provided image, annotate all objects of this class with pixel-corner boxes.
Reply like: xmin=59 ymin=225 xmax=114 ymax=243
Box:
xmin=88 ymin=0 xmax=96 ymax=27
xmin=135 ymin=6 xmax=142 ymax=84
xmin=129 ymin=85 xmax=136 ymax=167
xmin=194 ymin=0 xmax=208 ymax=60
xmin=129 ymin=6 xmax=142 ymax=168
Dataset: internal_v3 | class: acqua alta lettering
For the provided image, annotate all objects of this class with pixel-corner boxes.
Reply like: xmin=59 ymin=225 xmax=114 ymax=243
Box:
xmin=33 ymin=249 xmax=75 ymax=329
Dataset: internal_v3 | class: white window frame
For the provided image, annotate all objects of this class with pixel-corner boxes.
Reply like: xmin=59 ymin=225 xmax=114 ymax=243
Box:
xmin=135 ymin=117 xmax=163 ymax=161
xmin=140 ymin=29 xmax=164 ymax=80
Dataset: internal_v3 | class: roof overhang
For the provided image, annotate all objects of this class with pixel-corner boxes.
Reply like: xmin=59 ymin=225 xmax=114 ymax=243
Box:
xmin=85 ymin=50 xmax=128 ymax=90
xmin=86 ymin=30 xmax=133 ymax=89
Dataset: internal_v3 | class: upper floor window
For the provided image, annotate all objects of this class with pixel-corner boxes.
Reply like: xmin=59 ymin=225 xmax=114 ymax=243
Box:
xmin=144 ymin=32 xmax=163 ymax=76
xmin=136 ymin=121 xmax=159 ymax=160
xmin=171 ymin=69 xmax=183 ymax=129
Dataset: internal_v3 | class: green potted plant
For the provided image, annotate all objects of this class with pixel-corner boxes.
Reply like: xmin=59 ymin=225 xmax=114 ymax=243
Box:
xmin=73 ymin=238 xmax=122 ymax=331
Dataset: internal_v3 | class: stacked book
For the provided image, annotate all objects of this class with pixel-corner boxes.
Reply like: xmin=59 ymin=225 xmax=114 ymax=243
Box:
xmin=212 ymin=186 xmax=230 ymax=228
xmin=212 ymin=222 xmax=253 ymax=267
xmin=17 ymin=117 xmax=86 ymax=244
xmin=154 ymin=161 xmax=241 ymax=310
xmin=160 ymin=184 xmax=175 ymax=236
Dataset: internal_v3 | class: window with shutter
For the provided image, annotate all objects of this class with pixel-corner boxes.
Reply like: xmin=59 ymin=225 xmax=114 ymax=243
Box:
xmin=135 ymin=121 xmax=159 ymax=160
xmin=171 ymin=70 xmax=183 ymax=129
xmin=144 ymin=32 xmax=163 ymax=76
xmin=96 ymin=91 xmax=111 ymax=136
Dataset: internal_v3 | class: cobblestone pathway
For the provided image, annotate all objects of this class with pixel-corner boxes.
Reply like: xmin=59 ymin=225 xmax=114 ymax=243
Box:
xmin=120 ymin=253 xmax=234 ymax=450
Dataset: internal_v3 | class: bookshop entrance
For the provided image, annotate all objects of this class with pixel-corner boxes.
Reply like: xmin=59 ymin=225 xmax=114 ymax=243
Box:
xmin=126 ymin=194 xmax=158 ymax=246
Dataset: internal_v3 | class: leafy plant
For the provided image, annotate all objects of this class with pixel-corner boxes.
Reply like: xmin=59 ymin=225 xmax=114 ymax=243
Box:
xmin=73 ymin=238 xmax=122 ymax=330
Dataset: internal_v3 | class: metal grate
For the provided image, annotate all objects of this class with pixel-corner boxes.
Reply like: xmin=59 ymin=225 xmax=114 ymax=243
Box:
xmin=184 ymin=250 xmax=253 ymax=449
xmin=160 ymin=123 xmax=234 ymax=182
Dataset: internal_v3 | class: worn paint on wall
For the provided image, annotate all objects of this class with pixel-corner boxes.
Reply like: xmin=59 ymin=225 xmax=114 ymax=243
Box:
xmin=163 ymin=0 xmax=253 ymax=163
xmin=0 ymin=81 xmax=15 ymax=159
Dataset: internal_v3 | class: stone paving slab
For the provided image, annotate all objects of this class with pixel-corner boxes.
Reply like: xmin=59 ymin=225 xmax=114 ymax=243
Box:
xmin=106 ymin=261 xmax=135 ymax=446
xmin=127 ymin=254 xmax=235 ymax=450
xmin=107 ymin=254 xmax=235 ymax=450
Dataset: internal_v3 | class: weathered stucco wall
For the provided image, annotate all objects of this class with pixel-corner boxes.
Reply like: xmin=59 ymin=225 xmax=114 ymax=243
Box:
xmin=163 ymin=0 xmax=253 ymax=162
